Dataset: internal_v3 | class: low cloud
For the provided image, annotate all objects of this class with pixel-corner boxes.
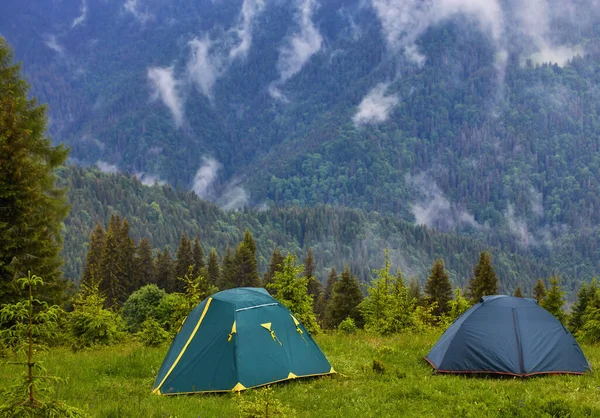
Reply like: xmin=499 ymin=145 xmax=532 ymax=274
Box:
xmin=147 ymin=66 xmax=184 ymax=127
xmin=124 ymin=0 xmax=152 ymax=23
xmin=191 ymin=158 xmax=251 ymax=210
xmin=271 ymin=0 xmax=323 ymax=98
xmin=44 ymin=35 xmax=64 ymax=55
xmin=72 ymin=0 xmax=88 ymax=28
xmin=505 ymin=203 xmax=536 ymax=247
xmin=192 ymin=158 xmax=221 ymax=199
xmin=219 ymin=182 xmax=250 ymax=211
xmin=229 ymin=0 xmax=267 ymax=61
xmin=187 ymin=37 xmax=221 ymax=99
xmin=408 ymin=173 xmax=483 ymax=231
xmin=134 ymin=172 xmax=166 ymax=186
xmin=96 ymin=160 xmax=118 ymax=174
xmin=353 ymin=83 xmax=399 ymax=126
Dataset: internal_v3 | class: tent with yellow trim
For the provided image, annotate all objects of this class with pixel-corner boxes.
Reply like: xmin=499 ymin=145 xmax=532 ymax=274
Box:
xmin=152 ymin=287 xmax=335 ymax=395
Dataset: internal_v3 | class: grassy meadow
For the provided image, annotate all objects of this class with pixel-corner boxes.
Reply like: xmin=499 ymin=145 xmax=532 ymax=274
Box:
xmin=2 ymin=331 xmax=600 ymax=417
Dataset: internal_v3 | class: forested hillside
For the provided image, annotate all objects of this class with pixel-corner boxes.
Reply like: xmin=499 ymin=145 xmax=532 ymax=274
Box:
xmin=2 ymin=0 xmax=600 ymax=286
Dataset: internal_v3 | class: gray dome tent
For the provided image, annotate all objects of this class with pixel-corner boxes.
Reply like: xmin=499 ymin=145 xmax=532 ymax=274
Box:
xmin=425 ymin=295 xmax=591 ymax=376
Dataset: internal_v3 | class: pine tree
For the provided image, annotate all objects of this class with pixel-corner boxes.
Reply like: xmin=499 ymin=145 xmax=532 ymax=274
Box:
xmin=97 ymin=224 xmax=124 ymax=307
xmin=219 ymin=246 xmax=237 ymax=290
xmin=134 ymin=237 xmax=155 ymax=287
xmin=541 ymin=276 xmax=566 ymax=323
xmin=408 ymin=277 xmax=423 ymax=305
xmin=192 ymin=237 xmax=205 ymax=277
xmin=424 ymin=258 xmax=453 ymax=317
xmin=0 ymin=39 xmax=70 ymax=305
xmin=467 ymin=251 xmax=498 ymax=303
xmin=326 ymin=267 xmax=363 ymax=329
xmin=569 ymin=280 xmax=598 ymax=334
xmin=304 ymin=248 xmax=322 ymax=305
xmin=263 ymin=248 xmax=285 ymax=293
xmin=533 ymin=279 xmax=547 ymax=303
xmin=513 ymin=286 xmax=524 ymax=298
xmin=360 ymin=249 xmax=392 ymax=332
xmin=82 ymin=223 xmax=105 ymax=286
xmin=267 ymin=254 xmax=319 ymax=333
xmin=117 ymin=218 xmax=136 ymax=296
xmin=206 ymin=248 xmax=220 ymax=288
xmin=155 ymin=247 xmax=175 ymax=293
xmin=315 ymin=267 xmax=337 ymax=321
xmin=233 ymin=230 xmax=260 ymax=287
xmin=175 ymin=234 xmax=194 ymax=291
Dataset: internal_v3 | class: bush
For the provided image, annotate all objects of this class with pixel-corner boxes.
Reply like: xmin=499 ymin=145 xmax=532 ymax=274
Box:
xmin=236 ymin=386 xmax=296 ymax=418
xmin=137 ymin=317 xmax=171 ymax=347
xmin=155 ymin=293 xmax=189 ymax=333
xmin=338 ymin=316 xmax=358 ymax=335
xmin=372 ymin=359 xmax=386 ymax=374
xmin=122 ymin=285 xmax=167 ymax=332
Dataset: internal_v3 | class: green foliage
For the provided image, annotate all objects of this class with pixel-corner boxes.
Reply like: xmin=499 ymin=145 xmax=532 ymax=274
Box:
xmin=154 ymin=293 xmax=189 ymax=333
xmin=467 ymin=251 xmax=498 ymax=303
xmin=541 ymin=276 xmax=566 ymax=324
xmin=177 ymin=266 xmax=218 ymax=312
xmin=513 ymin=286 xmax=524 ymax=298
xmin=236 ymin=386 xmax=296 ymax=418
xmin=0 ymin=39 xmax=69 ymax=306
xmin=338 ymin=317 xmax=358 ymax=335
xmin=446 ymin=289 xmax=471 ymax=324
xmin=372 ymin=359 xmax=386 ymax=374
xmin=577 ymin=285 xmax=600 ymax=344
xmin=533 ymin=279 xmax=547 ymax=304
xmin=326 ymin=267 xmax=364 ymax=329
xmin=234 ymin=230 xmax=261 ymax=288
xmin=267 ymin=254 xmax=320 ymax=334
xmin=570 ymin=280 xmax=598 ymax=334
xmin=69 ymin=282 xmax=124 ymax=350
xmin=121 ymin=284 xmax=167 ymax=332
xmin=136 ymin=317 xmax=170 ymax=347
xmin=0 ymin=272 xmax=87 ymax=417
xmin=424 ymin=259 xmax=453 ymax=319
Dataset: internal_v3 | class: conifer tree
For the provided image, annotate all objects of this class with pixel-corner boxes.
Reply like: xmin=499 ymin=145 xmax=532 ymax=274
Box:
xmin=326 ymin=267 xmax=363 ymax=329
xmin=467 ymin=251 xmax=498 ymax=303
xmin=175 ymin=234 xmax=193 ymax=291
xmin=533 ymin=279 xmax=547 ymax=303
xmin=134 ymin=237 xmax=155 ymax=287
xmin=541 ymin=276 xmax=566 ymax=323
xmin=155 ymin=247 xmax=175 ymax=293
xmin=315 ymin=268 xmax=337 ymax=321
xmin=97 ymin=223 xmax=124 ymax=307
xmin=233 ymin=230 xmax=260 ymax=287
xmin=569 ymin=280 xmax=598 ymax=334
xmin=408 ymin=277 xmax=423 ymax=305
xmin=304 ymin=248 xmax=322 ymax=305
xmin=267 ymin=254 xmax=319 ymax=333
xmin=117 ymin=218 xmax=136 ymax=295
xmin=219 ymin=246 xmax=237 ymax=290
xmin=192 ymin=237 xmax=205 ymax=277
xmin=82 ymin=223 xmax=105 ymax=286
xmin=263 ymin=248 xmax=284 ymax=294
xmin=206 ymin=248 xmax=220 ymax=288
xmin=424 ymin=258 xmax=453 ymax=317
xmin=513 ymin=286 xmax=524 ymax=298
xmin=0 ymin=39 xmax=70 ymax=305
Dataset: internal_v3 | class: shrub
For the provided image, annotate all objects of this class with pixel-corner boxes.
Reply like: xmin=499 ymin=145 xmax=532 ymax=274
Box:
xmin=338 ymin=317 xmax=358 ymax=335
xmin=137 ymin=317 xmax=171 ymax=347
xmin=155 ymin=293 xmax=189 ymax=333
xmin=236 ymin=386 xmax=296 ymax=418
xmin=122 ymin=284 xmax=167 ymax=332
xmin=372 ymin=359 xmax=386 ymax=374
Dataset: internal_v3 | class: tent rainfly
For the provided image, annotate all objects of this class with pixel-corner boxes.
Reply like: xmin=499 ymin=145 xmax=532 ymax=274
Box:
xmin=152 ymin=287 xmax=335 ymax=394
xmin=425 ymin=295 xmax=591 ymax=377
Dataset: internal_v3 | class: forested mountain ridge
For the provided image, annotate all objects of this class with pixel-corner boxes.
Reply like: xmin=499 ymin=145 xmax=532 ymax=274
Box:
xmin=2 ymin=0 xmax=600 ymax=285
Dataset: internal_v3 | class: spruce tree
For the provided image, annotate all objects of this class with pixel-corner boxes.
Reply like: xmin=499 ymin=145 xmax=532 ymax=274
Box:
xmin=408 ymin=277 xmax=423 ymax=305
xmin=0 ymin=39 xmax=70 ymax=305
xmin=513 ymin=286 xmax=524 ymax=298
xmin=467 ymin=251 xmax=498 ymax=303
xmin=326 ymin=267 xmax=363 ymax=329
xmin=82 ymin=223 xmax=105 ymax=286
xmin=263 ymin=248 xmax=284 ymax=294
xmin=219 ymin=246 xmax=237 ymax=290
xmin=424 ymin=258 xmax=453 ymax=317
xmin=117 ymin=218 xmax=136 ymax=296
xmin=206 ymin=248 xmax=220 ymax=288
xmin=175 ymin=234 xmax=194 ymax=291
xmin=533 ymin=279 xmax=547 ymax=303
xmin=304 ymin=248 xmax=322 ymax=305
xmin=192 ymin=237 xmax=205 ymax=277
xmin=315 ymin=268 xmax=337 ymax=321
xmin=155 ymin=247 xmax=175 ymax=293
xmin=97 ymin=224 xmax=124 ymax=307
xmin=233 ymin=230 xmax=260 ymax=287
xmin=134 ymin=237 xmax=155 ymax=287
xmin=569 ymin=280 xmax=598 ymax=334
xmin=541 ymin=276 xmax=566 ymax=323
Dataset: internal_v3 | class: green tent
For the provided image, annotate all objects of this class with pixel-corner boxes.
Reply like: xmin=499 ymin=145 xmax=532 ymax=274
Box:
xmin=152 ymin=287 xmax=335 ymax=394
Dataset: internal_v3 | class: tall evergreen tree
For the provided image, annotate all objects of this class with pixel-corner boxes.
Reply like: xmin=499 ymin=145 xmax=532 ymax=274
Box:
xmin=0 ymin=39 xmax=70 ymax=305
xmin=304 ymin=248 xmax=322 ymax=305
xmin=219 ymin=246 xmax=236 ymax=290
xmin=263 ymin=248 xmax=285 ymax=294
xmin=192 ymin=237 xmax=205 ymax=277
xmin=424 ymin=258 xmax=453 ymax=317
xmin=513 ymin=285 xmax=524 ymax=298
xmin=97 ymin=223 xmax=124 ymax=307
xmin=117 ymin=218 xmax=136 ymax=295
xmin=233 ymin=230 xmax=260 ymax=287
xmin=315 ymin=267 xmax=337 ymax=321
xmin=155 ymin=247 xmax=175 ymax=293
xmin=533 ymin=279 xmax=547 ymax=303
xmin=206 ymin=248 xmax=220 ymax=288
xmin=175 ymin=234 xmax=194 ymax=285
xmin=82 ymin=223 xmax=105 ymax=286
xmin=569 ymin=280 xmax=598 ymax=334
xmin=408 ymin=277 xmax=423 ymax=305
xmin=541 ymin=276 xmax=566 ymax=323
xmin=326 ymin=267 xmax=363 ymax=329
xmin=134 ymin=237 xmax=155 ymax=287
xmin=467 ymin=251 xmax=498 ymax=303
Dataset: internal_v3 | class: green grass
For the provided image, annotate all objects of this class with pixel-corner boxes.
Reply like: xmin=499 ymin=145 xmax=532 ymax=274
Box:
xmin=2 ymin=331 xmax=600 ymax=417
